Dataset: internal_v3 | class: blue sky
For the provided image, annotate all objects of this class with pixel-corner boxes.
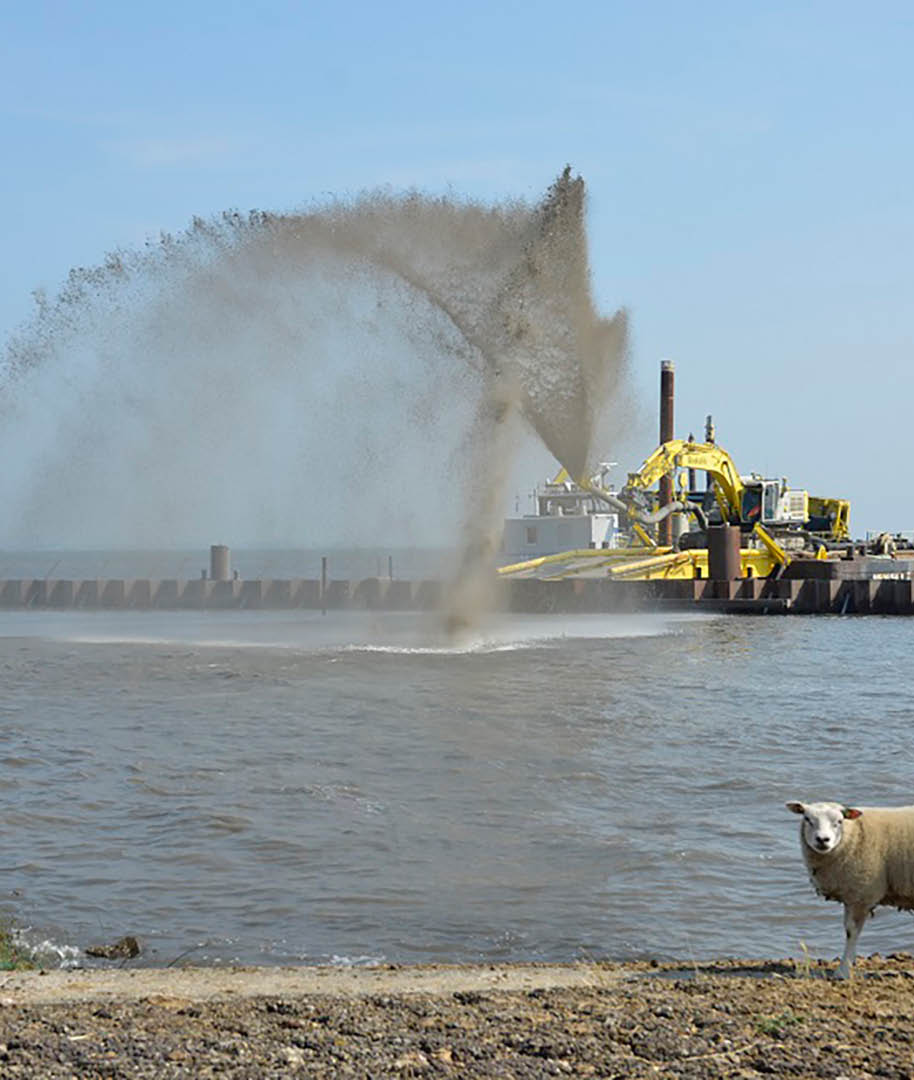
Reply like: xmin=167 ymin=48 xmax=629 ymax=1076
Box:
xmin=2 ymin=1 xmax=913 ymax=534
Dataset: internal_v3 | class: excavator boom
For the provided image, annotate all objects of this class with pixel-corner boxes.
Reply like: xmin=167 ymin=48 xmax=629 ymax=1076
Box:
xmin=617 ymin=438 xmax=850 ymax=553
xmin=623 ymin=439 xmax=744 ymax=524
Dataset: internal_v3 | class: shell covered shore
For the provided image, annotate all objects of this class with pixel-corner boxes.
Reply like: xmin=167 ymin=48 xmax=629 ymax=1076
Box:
xmin=0 ymin=956 xmax=912 ymax=1077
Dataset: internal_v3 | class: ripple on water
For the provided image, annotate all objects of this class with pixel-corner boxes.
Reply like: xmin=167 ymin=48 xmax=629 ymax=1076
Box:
xmin=0 ymin=613 xmax=912 ymax=966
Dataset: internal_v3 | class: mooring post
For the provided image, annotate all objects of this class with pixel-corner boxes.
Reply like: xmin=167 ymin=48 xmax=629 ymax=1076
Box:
xmin=321 ymin=556 xmax=327 ymax=616
xmin=210 ymin=545 xmax=230 ymax=582
xmin=707 ymin=524 xmax=741 ymax=583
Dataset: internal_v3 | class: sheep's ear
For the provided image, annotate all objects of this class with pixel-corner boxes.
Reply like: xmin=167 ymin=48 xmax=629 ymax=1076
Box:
xmin=786 ymin=802 xmax=806 ymax=815
xmin=842 ymin=807 xmax=862 ymax=820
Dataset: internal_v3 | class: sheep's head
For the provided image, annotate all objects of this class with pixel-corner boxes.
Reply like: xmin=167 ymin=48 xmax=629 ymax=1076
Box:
xmin=786 ymin=801 xmax=862 ymax=854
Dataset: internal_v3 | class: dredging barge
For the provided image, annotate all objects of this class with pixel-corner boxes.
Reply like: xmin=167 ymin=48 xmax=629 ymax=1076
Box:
xmin=495 ymin=357 xmax=913 ymax=613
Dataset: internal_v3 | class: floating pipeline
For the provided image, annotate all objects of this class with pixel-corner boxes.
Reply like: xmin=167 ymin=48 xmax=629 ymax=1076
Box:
xmin=1 ymin=566 xmax=913 ymax=615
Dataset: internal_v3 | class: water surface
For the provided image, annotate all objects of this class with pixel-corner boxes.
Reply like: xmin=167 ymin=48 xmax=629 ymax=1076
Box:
xmin=1 ymin=608 xmax=910 ymax=968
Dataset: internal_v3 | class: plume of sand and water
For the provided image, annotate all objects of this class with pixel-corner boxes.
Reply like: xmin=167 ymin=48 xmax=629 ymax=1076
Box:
xmin=0 ymin=168 xmax=630 ymax=631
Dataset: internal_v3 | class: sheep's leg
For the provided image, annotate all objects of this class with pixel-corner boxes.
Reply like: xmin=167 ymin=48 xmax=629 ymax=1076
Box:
xmin=836 ymin=903 xmax=868 ymax=979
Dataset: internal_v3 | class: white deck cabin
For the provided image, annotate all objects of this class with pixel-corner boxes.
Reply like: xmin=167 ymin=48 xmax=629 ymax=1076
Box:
xmin=501 ymin=469 xmax=621 ymax=560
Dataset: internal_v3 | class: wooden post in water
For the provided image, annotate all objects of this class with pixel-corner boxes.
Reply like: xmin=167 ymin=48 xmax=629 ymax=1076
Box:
xmin=321 ymin=556 xmax=327 ymax=615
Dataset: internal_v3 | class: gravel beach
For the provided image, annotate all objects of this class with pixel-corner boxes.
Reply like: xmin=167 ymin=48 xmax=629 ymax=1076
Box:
xmin=0 ymin=955 xmax=912 ymax=1077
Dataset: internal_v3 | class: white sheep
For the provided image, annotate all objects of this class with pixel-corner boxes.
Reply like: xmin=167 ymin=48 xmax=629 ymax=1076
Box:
xmin=787 ymin=800 xmax=914 ymax=978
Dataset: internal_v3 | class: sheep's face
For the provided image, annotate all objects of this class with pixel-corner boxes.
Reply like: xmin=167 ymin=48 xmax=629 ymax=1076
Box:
xmin=786 ymin=801 xmax=862 ymax=854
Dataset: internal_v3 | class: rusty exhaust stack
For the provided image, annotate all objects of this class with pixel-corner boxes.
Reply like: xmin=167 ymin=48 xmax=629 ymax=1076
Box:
xmin=659 ymin=359 xmax=675 ymax=545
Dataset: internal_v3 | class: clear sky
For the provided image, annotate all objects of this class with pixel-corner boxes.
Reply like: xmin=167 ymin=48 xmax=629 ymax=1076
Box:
xmin=2 ymin=1 xmax=912 ymax=536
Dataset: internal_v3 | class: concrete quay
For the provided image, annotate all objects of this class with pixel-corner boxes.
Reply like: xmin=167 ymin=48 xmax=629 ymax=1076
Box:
xmin=0 ymin=574 xmax=912 ymax=614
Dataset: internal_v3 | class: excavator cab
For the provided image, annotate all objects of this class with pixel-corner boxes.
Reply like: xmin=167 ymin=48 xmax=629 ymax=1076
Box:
xmin=740 ymin=480 xmax=784 ymax=527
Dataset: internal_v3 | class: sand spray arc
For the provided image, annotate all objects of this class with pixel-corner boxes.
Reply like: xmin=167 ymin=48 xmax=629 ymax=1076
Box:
xmin=1 ymin=169 xmax=629 ymax=624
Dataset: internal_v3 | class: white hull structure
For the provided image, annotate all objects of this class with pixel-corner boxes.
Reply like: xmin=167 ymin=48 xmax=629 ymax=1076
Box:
xmin=501 ymin=470 xmax=620 ymax=560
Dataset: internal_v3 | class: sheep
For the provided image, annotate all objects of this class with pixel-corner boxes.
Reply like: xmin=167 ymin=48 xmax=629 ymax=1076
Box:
xmin=786 ymin=800 xmax=914 ymax=978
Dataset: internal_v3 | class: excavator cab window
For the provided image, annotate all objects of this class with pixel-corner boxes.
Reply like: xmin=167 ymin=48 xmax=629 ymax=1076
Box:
xmin=741 ymin=486 xmax=762 ymax=524
xmin=762 ymin=481 xmax=780 ymax=522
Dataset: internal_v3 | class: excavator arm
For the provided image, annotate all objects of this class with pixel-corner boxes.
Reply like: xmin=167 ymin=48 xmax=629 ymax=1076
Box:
xmin=622 ymin=439 xmax=744 ymax=524
xmin=618 ymin=439 xmax=791 ymax=565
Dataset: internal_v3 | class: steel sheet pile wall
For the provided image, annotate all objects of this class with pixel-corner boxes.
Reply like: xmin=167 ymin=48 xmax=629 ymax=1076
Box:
xmin=0 ymin=575 xmax=912 ymax=614
xmin=0 ymin=578 xmax=445 ymax=611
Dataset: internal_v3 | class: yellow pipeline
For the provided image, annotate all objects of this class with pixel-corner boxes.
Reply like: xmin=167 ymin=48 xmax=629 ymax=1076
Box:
xmin=498 ymin=545 xmax=782 ymax=581
xmin=606 ymin=551 xmax=693 ymax=579
xmin=498 ymin=549 xmax=618 ymax=576
xmin=497 ymin=547 xmax=674 ymax=577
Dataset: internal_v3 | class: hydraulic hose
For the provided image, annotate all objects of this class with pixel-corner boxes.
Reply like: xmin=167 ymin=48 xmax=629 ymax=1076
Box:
xmin=584 ymin=485 xmax=629 ymax=515
xmin=586 ymin=485 xmax=709 ymax=535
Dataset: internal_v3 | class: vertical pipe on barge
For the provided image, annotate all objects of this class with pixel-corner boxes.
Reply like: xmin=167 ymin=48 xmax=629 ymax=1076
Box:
xmin=707 ymin=524 xmax=741 ymax=581
xmin=659 ymin=359 xmax=675 ymax=546
xmin=704 ymin=414 xmax=715 ymax=492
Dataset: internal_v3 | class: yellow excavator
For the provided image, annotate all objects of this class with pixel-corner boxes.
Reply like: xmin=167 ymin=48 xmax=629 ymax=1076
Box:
xmin=611 ymin=439 xmax=850 ymax=545
xmin=499 ymin=440 xmax=850 ymax=582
